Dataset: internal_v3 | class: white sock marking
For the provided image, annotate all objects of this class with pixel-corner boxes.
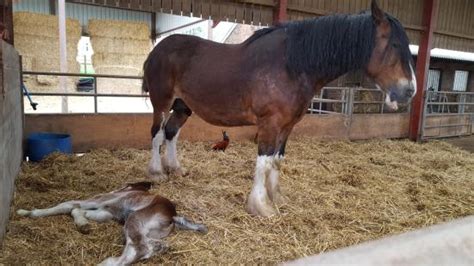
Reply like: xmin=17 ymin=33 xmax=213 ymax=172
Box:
xmin=165 ymin=129 xmax=181 ymax=169
xmin=149 ymin=129 xmax=164 ymax=174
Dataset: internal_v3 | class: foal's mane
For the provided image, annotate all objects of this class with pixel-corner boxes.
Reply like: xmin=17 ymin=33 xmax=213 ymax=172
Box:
xmin=246 ymin=11 xmax=412 ymax=79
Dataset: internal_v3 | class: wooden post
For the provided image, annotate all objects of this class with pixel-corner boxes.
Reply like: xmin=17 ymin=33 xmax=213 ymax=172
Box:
xmin=0 ymin=0 xmax=14 ymax=45
xmin=151 ymin=12 xmax=156 ymax=43
xmin=272 ymin=0 xmax=287 ymax=25
xmin=409 ymin=0 xmax=438 ymax=141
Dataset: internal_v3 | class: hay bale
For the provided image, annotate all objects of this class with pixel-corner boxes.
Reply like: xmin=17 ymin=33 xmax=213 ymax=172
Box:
xmin=14 ymin=12 xmax=81 ymax=92
xmin=1 ymin=138 xmax=473 ymax=264
xmin=91 ymin=37 xmax=151 ymax=54
xmin=88 ymin=19 xmax=150 ymax=40
xmin=89 ymin=19 xmax=151 ymax=92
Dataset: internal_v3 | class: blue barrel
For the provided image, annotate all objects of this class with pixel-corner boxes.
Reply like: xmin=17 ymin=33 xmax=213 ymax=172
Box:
xmin=27 ymin=132 xmax=72 ymax=162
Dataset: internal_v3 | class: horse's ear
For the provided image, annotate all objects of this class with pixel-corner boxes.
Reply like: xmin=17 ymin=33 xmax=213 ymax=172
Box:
xmin=371 ymin=0 xmax=385 ymax=24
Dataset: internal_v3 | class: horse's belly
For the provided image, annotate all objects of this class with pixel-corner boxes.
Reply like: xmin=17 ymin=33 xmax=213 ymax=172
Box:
xmin=195 ymin=111 xmax=257 ymax=127
xmin=176 ymin=92 xmax=256 ymax=126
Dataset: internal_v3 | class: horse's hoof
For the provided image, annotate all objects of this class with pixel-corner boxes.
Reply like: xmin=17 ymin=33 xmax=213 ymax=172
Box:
xmin=148 ymin=171 xmax=169 ymax=182
xmin=169 ymin=167 xmax=188 ymax=177
xmin=77 ymin=223 xmax=91 ymax=234
xmin=246 ymin=198 xmax=276 ymax=217
xmin=272 ymin=192 xmax=288 ymax=205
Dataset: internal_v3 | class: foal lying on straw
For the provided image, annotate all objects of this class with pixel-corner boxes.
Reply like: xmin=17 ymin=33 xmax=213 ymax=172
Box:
xmin=17 ymin=181 xmax=207 ymax=265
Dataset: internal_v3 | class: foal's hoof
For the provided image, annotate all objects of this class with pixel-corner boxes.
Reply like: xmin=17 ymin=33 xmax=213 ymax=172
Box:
xmin=17 ymin=209 xmax=31 ymax=217
xmin=77 ymin=223 xmax=91 ymax=234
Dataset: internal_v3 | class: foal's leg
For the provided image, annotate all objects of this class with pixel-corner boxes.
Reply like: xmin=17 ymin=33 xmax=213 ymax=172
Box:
xmin=71 ymin=208 xmax=115 ymax=234
xmin=17 ymin=200 xmax=82 ymax=218
xmin=162 ymin=99 xmax=192 ymax=176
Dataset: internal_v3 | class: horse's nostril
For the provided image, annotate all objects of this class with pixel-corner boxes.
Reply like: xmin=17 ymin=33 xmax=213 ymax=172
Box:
xmin=406 ymin=88 xmax=415 ymax=97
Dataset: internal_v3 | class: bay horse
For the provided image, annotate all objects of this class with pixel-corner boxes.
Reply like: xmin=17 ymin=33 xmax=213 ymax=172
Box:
xmin=142 ymin=1 xmax=416 ymax=217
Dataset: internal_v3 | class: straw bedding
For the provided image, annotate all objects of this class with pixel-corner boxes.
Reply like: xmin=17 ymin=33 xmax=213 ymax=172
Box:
xmin=1 ymin=138 xmax=473 ymax=264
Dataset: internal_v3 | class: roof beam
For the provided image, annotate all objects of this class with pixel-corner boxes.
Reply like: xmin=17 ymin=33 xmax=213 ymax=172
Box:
xmin=409 ymin=0 xmax=439 ymax=141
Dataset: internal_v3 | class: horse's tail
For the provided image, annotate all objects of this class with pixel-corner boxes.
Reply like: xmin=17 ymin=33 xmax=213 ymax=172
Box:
xmin=142 ymin=56 xmax=150 ymax=93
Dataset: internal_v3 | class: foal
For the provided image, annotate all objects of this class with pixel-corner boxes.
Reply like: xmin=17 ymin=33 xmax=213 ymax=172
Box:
xmin=17 ymin=182 xmax=207 ymax=265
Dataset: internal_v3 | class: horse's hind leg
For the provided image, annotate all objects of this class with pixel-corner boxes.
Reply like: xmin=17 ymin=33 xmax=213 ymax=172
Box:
xmin=148 ymin=92 xmax=174 ymax=181
xmin=162 ymin=98 xmax=192 ymax=176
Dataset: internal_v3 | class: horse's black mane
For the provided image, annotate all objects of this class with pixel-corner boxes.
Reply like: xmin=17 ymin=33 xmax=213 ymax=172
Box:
xmin=245 ymin=11 xmax=412 ymax=79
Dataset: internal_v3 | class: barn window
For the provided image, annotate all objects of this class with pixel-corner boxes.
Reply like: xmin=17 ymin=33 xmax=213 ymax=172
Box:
xmin=453 ymin=70 xmax=469 ymax=91
xmin=427 ymin=69 xmax=441 ymax=91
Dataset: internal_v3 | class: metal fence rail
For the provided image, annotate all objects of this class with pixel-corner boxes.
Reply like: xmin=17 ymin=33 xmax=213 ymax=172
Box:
xmin=421 ymin=90 xmax=474 ymax=139
xmin=22 ymin=71 xmax=144 ymax=114
xmin=308 ymin=87 xmax=401 ymax=115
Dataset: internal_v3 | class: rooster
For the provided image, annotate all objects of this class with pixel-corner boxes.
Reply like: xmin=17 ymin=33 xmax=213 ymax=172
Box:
xmin=212 ymin=131 xmax=230 ymax=151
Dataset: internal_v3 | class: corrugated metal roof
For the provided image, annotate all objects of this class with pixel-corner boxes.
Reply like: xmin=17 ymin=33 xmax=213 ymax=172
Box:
xmin=409 ymin=45 xmax=474 ymax=62
xmin=66 ymin=2 xmax=152 ymax=33
xmin=13 ymin=0 xmax=50 ymax=14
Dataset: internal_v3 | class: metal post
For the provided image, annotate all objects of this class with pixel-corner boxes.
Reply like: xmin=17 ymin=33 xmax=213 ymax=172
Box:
xmin=93 ymin=77 xmax=98 ymax=113
xmin=409 ymin=0 xmax=438 ymax=141
xmin=58 ymin=0 xmax=68 ymax=113
xmin=420 ymin=90 xmax=431 ymax=140
xmin=319 ymin=88 xmax=325 ymax=114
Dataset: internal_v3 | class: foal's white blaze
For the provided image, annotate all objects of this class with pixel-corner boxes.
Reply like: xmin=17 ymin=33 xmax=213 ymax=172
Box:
xmin=165 ymin=129 xmax=181 ymax=170
xmin=149 ymin=129 xmax=165 ymax=176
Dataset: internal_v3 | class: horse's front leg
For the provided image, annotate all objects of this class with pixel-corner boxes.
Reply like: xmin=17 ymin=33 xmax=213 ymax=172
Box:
xmin=247 ymin=122 xmax=285 ymax=217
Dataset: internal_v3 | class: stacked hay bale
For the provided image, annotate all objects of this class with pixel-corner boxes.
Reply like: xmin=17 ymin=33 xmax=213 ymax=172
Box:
xmin=13 ymin=12 xmax=81 ymax=90
xmin=88 ymin=19 xmax=151 ymax=94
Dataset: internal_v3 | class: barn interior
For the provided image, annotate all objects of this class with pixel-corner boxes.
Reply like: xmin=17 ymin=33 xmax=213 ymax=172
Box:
xmin=0 ymin=0 xmax=473 ymax=264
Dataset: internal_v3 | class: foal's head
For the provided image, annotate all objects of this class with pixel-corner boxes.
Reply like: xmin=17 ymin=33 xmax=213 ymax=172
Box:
xmin=365 ymin=1 xmax=416 ymax=111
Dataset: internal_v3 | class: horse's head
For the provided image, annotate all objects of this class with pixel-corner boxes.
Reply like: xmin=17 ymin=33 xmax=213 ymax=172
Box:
xmin=365 ymin=1 xmax=416 ymax=111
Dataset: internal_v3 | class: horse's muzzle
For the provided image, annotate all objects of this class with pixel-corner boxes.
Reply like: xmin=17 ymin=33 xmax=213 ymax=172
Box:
xmin=385 ymin=84 xmax=415 ymax=111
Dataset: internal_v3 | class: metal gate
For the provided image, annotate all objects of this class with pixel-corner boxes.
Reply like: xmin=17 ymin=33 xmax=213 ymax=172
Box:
xmin=421 ymin=91 xmax=474 ymax=139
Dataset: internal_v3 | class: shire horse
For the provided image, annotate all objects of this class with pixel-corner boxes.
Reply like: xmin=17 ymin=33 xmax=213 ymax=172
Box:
xmin=142 ymin=1 xmax=416 ymax=217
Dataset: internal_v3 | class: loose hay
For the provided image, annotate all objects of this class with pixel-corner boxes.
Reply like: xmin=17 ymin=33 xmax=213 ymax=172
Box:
xmin=1 ymin=138 xmax=473 ymax=264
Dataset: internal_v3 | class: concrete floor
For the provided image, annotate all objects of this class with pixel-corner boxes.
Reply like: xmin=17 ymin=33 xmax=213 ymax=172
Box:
xmin=442 ymin=135 xmax=474 ymax=153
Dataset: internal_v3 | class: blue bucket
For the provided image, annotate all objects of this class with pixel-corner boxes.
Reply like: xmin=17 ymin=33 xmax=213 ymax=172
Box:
xmin=27 ymin=132 xmax=72 ymax=162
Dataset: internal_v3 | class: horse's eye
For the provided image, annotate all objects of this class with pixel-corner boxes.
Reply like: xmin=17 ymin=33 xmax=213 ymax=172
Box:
xmin=391 ymin=43 xmax=400 ymax=48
